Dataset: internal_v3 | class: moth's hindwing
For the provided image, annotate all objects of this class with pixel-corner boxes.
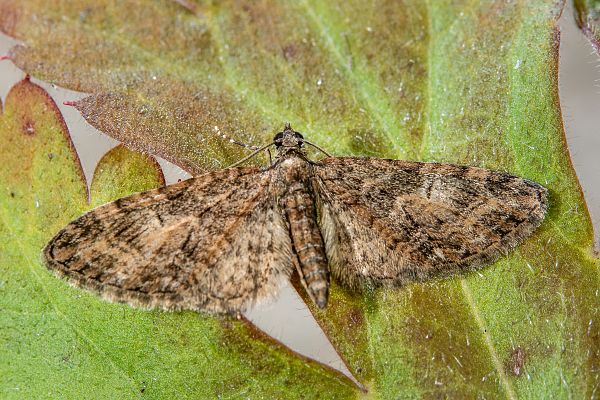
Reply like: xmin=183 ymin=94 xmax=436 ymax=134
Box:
xmin=314 ymin=157 xmax=547 ymax=289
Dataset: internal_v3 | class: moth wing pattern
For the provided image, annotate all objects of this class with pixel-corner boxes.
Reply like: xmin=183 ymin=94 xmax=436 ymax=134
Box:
xmin=43 ymin=168 xmax=294 ymax=314
xmin=314 ymin=157 xmax=548 ymax=289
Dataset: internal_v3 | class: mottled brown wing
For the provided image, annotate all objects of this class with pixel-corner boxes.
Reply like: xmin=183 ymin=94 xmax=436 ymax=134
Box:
xmin=313 ymin=157 xmax=548 ymax=289
xmin=44 ymin=168 xmax=293 ymax=314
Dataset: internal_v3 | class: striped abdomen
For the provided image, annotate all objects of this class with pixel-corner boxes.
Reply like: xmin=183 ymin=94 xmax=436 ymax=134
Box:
xmin=277 ymin=157 xmax=330 ymax=308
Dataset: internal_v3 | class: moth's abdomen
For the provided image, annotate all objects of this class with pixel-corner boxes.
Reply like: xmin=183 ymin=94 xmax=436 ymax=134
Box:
xmin=277 ymin=157 xmax=329 ymax=308
xmin=282 ymin=187 xmax=329 ymax=308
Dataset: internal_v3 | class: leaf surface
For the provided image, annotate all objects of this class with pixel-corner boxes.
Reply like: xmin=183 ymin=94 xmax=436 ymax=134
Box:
xmin=0 ymin=0 xmax=599 ymax=398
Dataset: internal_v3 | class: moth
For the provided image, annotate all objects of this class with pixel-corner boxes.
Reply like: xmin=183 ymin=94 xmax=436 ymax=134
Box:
xmin=44 ymin=124 xmax=548 ymax=314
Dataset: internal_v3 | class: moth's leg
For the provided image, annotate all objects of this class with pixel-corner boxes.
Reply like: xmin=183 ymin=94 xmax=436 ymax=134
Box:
xmin=260 ymin=160 xmax=278 ymax=172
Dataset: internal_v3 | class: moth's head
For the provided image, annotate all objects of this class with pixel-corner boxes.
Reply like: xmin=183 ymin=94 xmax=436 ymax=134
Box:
xmin=273 ymin=123 xmax=304 ymax=150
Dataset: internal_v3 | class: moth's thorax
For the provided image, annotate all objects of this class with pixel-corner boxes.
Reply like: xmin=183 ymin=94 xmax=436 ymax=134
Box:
xmin=276 ymin=153 xmax=311 ymax=182
xmin=274 ymin=152 xmax=330 ymax=308
xmin=275 ymin=145 xmax=306 ymax=161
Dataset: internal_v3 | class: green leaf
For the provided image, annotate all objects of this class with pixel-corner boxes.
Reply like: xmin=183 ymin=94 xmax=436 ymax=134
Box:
xmin=574 ymin=0 xmax=600 ymax=52
xmin=89 ymin=145 xmax=166 ymax=207
xmin=0 ymin=78 xmax=355 ymax=399
xmin=1 ymin=0 xmax=599 ymax=398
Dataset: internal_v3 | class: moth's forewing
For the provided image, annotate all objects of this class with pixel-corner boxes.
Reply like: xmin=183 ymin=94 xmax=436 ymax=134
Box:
xmin=44 ymin=167 xmax=294 ymax=314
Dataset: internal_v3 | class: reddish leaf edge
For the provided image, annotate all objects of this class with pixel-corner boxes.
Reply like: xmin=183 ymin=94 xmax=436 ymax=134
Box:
xmin=3 ymin=76 xmax=90 ymax=202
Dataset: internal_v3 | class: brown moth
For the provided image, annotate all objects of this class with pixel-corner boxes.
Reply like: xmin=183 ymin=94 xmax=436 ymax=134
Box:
xmin=43 ymin=124 xmax=548 ymax=314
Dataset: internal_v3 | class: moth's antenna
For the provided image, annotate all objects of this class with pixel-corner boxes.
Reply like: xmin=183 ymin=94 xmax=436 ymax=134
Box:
xmin=303 ymin=140 xmax=331 ymax=157
xmin=209 ymin=125 xmax=273 ymax=165
xmin=213 ymin=126 xmax=261 ymax=151
xmin=228 ymin=142 xmax=275 ymax=168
